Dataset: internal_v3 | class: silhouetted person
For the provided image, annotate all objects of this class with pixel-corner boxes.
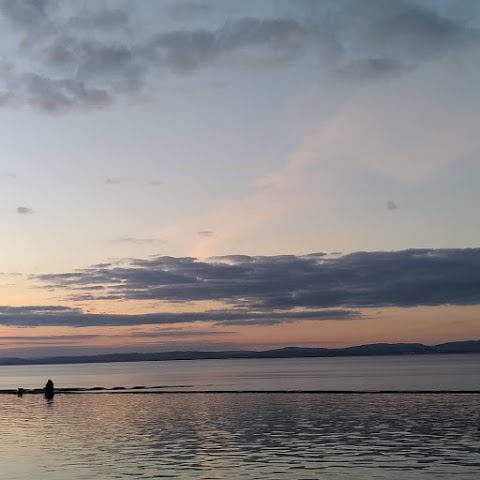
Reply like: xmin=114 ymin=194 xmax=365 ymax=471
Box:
xmin=16 ymin=387 xmax=24 ymax=396
xmin=44 ymin=379 xmax=54 ymax=399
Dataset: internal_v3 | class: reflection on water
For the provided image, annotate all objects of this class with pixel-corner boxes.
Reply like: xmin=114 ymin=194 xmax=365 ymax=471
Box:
xmin=0 ymin=393 xmax=479 ymax=479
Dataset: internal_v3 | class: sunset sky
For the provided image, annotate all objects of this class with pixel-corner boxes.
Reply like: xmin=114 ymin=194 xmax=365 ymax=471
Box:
xmin=1 ymin=0 xmax=480 ymax=357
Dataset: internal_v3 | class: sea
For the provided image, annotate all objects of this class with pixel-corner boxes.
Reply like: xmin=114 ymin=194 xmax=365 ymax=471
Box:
xmin=0 ymin=354 xmax=479 ymax=479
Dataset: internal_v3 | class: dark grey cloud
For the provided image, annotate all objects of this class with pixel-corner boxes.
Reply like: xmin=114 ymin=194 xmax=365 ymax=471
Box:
xmin=0 ymin=0 xmax=53 ymax=30
xmin=0 ymin=304 xmax=359 ymax=327
xmin=357 ymin=0 xmax=468 ymax=56
xmin=0 ymin=0 xmax=477 ymax=112
xmin=387 ymin=200 xmax=399 ymax=210
xmin=16 ymin=206 xmax=35 ymax=215
xmin=198 ymin=230 xmax=214 ymax=237
xmin=20 ymin=73 xmax=112 ymax=113
xmin=168 ymin=2 xmax=210 ymax=22
xmin=142 ymin=17 xmax=309 ymax=75
xmin=36 ymin=249 xmax=480 ymax=310
xmin=335 ymin=57 xmax=405 ymax=80
xmin=74 ymin=40 xmax=143 ymax=92
xmin=0 ymin=305 xmax=81 ymax=315
xmin=327 ymin=0 xmax=478 ymax=79
xmin=69 ymin=5 xmax=131 ymax=31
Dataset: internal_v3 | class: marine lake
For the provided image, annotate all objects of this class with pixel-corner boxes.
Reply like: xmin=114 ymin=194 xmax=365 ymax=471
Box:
xmin=0 ymin=353 xmax=479 ymax=391
xmin=1 ymin=355 xmax=479 ymax=479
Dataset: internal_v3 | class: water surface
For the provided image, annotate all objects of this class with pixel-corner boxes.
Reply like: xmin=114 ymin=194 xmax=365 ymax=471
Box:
xmin=1 ymin=392 xmax=479 ymax=479
xmin=0 ymin=354 xmax=479 ymax=391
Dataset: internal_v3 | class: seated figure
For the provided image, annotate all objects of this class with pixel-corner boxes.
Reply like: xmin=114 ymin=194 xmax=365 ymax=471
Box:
xmin=44 ymin=379 xmax=55 ymax=399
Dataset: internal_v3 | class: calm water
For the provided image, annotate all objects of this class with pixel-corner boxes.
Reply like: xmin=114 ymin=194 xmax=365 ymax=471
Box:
xmin=0 ymin=354 xmax=479 ymax=391
xmin=1 ymin=392 xmax=479 ymax=479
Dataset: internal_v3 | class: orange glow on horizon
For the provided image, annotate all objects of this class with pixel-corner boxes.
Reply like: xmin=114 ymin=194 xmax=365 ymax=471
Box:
xmin=0 ymin=305 xmax=478 ymax=354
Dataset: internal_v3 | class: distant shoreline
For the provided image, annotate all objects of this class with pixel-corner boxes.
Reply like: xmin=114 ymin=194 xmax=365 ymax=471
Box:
xmin=0 ymin=340 xmax=479 ymax=367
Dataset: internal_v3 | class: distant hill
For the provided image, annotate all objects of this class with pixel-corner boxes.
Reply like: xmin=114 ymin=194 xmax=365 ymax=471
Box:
xmin=0 ymin=340 xmax=479 ymax=366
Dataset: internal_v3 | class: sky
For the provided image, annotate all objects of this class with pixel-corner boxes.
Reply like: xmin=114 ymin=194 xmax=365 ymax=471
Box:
xmin=1 ymin=0 xmax=480 ymax=357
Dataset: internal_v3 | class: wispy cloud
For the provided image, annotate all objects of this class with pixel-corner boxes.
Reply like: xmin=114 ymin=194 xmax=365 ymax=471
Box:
xmin=104 ymin=177 xmax=131 ymax=186
xmin=0 ymin=334 xmax=100 ymax=343
xmin=16 ymin=206 xmax=35 ymax=215
xmin=104 ymin=177 xmax=164 ymax=187
xmin=0 ymin=171 xmax=16 ymax=179
xmin=387 ymin=201 xmax=399 ymax=211
xmin=0 ymin=304 xmax=359 ymax=327
xmin=111 ymin=237 xmax=166 ymax=245
xmin=198 ymin=230 xmax=214 ymax=237
xmin=130 ymin=329 xmax=233 ymax=338
xmin=0 ymin=330 xmax=231 ymax=343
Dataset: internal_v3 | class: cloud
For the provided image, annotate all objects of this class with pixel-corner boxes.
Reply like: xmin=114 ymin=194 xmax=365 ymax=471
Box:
xmin=258 ymin=58 xmax=480 ymax=190
xmin=0 ymin=334 xmax=100 ymax=343
xmin=198 ymin=230 xmax=214 ymax=237
xmin=145 ymin=180 xmax=164 ymax=186
xmin=0 ymin=0 xmax=477 ymax=113
xmin=0 ymin=0 xmax=53 ymax=30
xmin=20 ymin=73 xmax=112 ymax=113
xmin=387 ymin=201 xmax=399 ymax=210
xmin=0 ymin=171 xmax=16 ymax=179
xmin=168 ymin=2 xmax=210 ymax=22
xmin=130 ymin=329 xmax=233 ymax=338
xmin=104 ymin=177 xmax=164 ymax=187
xmin=104 ymin=177 xmax=129 ymax=185
xmin=35 ymin=248 xmax=480 ymax=311
xmin=356 ymin=0 xmax=470 ymax=57
xmin=16 ymin=206 xmax=35 ymax=215
xmin=111 ymin=237 xmax=166 ymax=245
xmin=335 ymin=57 xmax=405 ymax=80
xmin=0 ymin=329 xmax=231 ymax=343
xmin=0 ymin=305 xmax=359 ymax=327
xmin=0 ymin=305 xmax=80 ymax=315
xmin=142 ymin=17 xmax=310 ymax=74
xmin=69 ymin=5 xmax=131 ymax=31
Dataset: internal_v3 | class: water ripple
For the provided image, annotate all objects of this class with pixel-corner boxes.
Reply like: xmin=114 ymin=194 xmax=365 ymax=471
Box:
xmin=0 ymin=393 xmax=479 ymax=479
